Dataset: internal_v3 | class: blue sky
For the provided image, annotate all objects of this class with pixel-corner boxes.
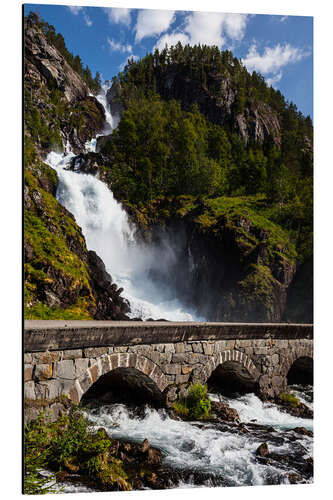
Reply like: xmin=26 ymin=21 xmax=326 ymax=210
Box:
xmin=24 ymin=4 xmax=313 ymax=118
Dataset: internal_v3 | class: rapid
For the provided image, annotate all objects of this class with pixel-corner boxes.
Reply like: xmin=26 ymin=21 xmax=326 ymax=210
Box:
xmin=44 ymin=88 xmax=313 ymax=491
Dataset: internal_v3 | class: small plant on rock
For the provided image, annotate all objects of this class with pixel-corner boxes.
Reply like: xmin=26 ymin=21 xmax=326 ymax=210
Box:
xmin=173 ymin=383 xmax=212 ymax=420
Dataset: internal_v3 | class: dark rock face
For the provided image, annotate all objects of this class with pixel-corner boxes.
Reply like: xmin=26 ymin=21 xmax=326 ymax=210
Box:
xmin=283 ymin=258 xmax=313 ymax=323
xmin=88 ymin=250 xmax=130 ymax=320
xmin=108 ymin=65 xmax=281 ymax=147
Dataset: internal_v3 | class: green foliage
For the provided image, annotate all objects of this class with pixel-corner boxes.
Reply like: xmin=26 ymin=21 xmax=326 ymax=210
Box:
xmin=278 ymin=392 xmax=300 ymax=408
xmin=24 ymin=166 xmax=96 ymax=319
xmin=173 ymin=384 xmax=212 ymax=420
xmin=24 ymin=410 xmax=131 ymax=492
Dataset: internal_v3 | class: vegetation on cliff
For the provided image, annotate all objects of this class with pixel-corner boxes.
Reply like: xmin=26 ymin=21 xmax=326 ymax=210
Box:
xmin=24 ymin=13 xmax=313 ymax=322
xmin=24 ymin=15 xmax=129 ymax=320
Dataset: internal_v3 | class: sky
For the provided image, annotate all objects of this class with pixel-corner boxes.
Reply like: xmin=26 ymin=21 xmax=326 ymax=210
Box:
xmin=24 ymin=4 xmax=313 ymax=119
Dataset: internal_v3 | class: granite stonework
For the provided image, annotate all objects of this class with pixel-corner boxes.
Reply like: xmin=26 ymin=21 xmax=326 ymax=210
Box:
xmin=24 ymin=322 xmax=313 ymax=412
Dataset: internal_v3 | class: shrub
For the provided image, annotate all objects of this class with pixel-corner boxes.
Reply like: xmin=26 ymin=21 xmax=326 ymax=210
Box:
xmin=278 ymin=392 xmax=300 ymax=408
xmin=173 ymin=383 xmax=211 ymax=420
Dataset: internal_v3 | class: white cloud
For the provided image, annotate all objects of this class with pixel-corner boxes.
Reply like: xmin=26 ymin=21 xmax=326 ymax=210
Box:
xmin=119 ymin=54 xmax=139 ymax=71
xmin=83 ymin=11 xmax=92 ymax=27
xmin=105 ymin=8 xmax=132 ymax=26
xmin=243 ymin=43 xmax=304 ymax=74
xmin=266 ymin=71 xmax=283 ymax=87
xmin=135 ymin=10 xmax=175 ymax=43
xmin=107 ymin=37 xmax=132 ymax=53
xmin=154 ymin=32 xmax=190 ymax=51
xmin=68 ymin=6 xmax=82 ymax=15
xmin=67 ymin=6 xmax=92 ymax=27
xmin=154 ymin=11 xmax=248 ymax=50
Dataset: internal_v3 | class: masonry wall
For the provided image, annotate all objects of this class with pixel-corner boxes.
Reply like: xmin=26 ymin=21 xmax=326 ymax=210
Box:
xmin=24 ymin=336 xmax=313 ymax=417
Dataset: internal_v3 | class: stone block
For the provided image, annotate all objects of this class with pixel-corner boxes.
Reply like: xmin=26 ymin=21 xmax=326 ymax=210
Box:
xmin=182 ymin=365 xmax=193 ymax=375
xmin=35 ymin=380 xmax=61 ymax=400
xmin=84 ymin=347 xmax=108 ymax=358
xmin=175 ymin=342 xmax=185 ymax=353
xmin=89 ymin=364 xmax=99 ymax=383
xmin=164 ymin=344 xmax=175 ymax=353
xmin=163 ymin=364 xmax=181 ymax=375
xmin=175 ymin=374 xmax=189 ymax=385
xmin=24 ymin=364 xmax=33 ymax=381
xmin=114 ymin=346 xmax=128 ymax=353
xmin=185 ymin=343 xmax=193 ymax=352
xmin=32 ymin=351 xmax=61 ymax=363
xmin=145 ymin=351 xmax=161 ymax=364
xmin=107 ymin=347 xmax=114 ymax=354
xmin=79 ymin=371 xmax=93 ymax=393
xmin=191 ymin=342 xmax=203 ymax=353
xmin=159 ymin=352 xmax=172 ymax=364
xmin=203 ymin=343 xmax=214 ymax=355
xmin=62 ymin=349 xmax=83 ymax=360
xmin=172 ymin=353 xmax=187 ymax=363
xmin=118 ymin=352 xmax=129 ymax=368
xmin=34 ymin=363 xmax=53 ymax=381
xmin=24 ymin=381 xmax=36 ymax=400
xmin=24 ymin=353 xmax=32 ymax=363
xmin=74 ymin=358 xmax=90 ymax=378
xmin=54 ymin=360 xmax=75 ymax=380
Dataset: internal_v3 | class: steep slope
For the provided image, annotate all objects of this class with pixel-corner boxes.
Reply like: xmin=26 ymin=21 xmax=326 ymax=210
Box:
xmin=24 ymin=16 xmax=130 ymax=320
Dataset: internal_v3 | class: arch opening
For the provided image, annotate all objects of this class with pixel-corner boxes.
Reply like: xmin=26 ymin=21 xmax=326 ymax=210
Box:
xmin=287 ymin=356 xmax=313 ymax=385
xmin=207 ymin=361 xmax=258 ymax=396
xmin=81 ymin=367 xmax=164 ymax=407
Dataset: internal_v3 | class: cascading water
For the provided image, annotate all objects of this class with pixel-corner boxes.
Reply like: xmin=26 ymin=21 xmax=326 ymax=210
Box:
xmin=43 ymin=88 xmax=313 ymax=492
xmin=45 ymin=88 xmax=200 ymax=321
xmin=84 ymin=386 xmax=313 ymax=489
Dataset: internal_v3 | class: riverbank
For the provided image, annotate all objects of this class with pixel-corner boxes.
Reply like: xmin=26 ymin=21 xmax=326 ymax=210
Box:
xmin=24 ymin=385 xmax=313 ymax=493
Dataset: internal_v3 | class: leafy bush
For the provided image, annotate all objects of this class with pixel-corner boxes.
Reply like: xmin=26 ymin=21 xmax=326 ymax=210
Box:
xmin=173 ymin=383 xmax=211 ymax=420
xmin=24 ymin=409 xmax=131 ymax=492
xmin=278 ymin=392 xmax=300 ymax=408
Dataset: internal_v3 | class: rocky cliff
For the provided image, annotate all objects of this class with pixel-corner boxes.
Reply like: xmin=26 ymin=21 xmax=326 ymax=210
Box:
xmin=24 ymin=17 xmax=130 ymax=320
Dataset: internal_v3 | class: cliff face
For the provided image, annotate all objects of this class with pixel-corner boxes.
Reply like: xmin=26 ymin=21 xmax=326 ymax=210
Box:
xmin=124 ymin=196 xmax=296 ymax=322
xmin=24 ymin=18 xmax=105 ymax=155
xmin=107 ymin=64 xmax=281 ymax=148
xmin=24 ymin=18 xmax=130 ymax=320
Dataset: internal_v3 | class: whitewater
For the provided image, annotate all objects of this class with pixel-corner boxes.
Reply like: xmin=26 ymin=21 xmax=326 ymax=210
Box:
xmin=45 ymin=88 xmax=199 ymax=321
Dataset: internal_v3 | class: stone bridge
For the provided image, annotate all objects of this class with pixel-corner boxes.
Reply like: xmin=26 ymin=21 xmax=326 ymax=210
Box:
xmin=24 ymin=321 xmax=313 ymax=410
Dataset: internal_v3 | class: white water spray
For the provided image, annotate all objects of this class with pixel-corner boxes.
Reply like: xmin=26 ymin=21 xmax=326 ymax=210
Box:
xmin=45 ymin=89 xmax=199 ymax=321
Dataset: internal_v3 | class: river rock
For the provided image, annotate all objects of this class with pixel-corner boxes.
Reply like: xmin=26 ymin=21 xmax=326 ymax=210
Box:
xmin=211 ymin=401 xmax=240 ymax=422
xmin=256 ymin=442 xmax=269 ymax=457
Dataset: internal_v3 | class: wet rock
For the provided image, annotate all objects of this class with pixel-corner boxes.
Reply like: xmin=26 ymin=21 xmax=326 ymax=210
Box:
xmin=287 ymin=473 xmax=303 ymax=484
xmin=211 ymin=401 xmax=240 ymax=422
xmin=256 ymin=442 xmax=269 ymax=457
xmin=292 ymin=427 xmax=313 ymax=437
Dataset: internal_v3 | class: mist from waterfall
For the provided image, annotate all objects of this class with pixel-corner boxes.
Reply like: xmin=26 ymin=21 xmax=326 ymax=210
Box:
xmin=46 ymin=88 xmax=201 ymax=321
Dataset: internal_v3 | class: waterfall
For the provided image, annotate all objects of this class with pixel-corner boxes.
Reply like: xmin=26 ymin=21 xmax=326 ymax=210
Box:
xmin=45 ymin=88 xmax=200 ymax=321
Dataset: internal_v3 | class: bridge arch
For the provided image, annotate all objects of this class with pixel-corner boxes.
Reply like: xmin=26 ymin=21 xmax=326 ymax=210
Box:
xmin=70 ymin=353 xmax=169 ymax=405
xmin=191 ymin=349 xmax=260 ymax=395
xmin=281 ymin=344 xmax=313 ymax=383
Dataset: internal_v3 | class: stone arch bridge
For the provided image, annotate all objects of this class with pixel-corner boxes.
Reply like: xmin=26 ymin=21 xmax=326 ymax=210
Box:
xmin=24 ymin=321 xmax=313 ymax=408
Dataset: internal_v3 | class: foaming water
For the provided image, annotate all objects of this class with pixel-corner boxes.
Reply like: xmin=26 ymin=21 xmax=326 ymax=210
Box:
xmin=85 ymin=387 xmax=313 ymax=488
xmin=45 ymin=150 xmax=199 ymax=321
xmin=209 ymin=392 xmax=313 ymax=431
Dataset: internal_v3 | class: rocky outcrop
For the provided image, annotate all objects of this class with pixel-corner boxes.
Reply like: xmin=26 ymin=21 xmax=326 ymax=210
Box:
xmin=24 ymin=160 xmax=130 ymax=320
xmin=24 ymin=18 xmax=105 ymax=155
xmin=24 ymin=18 xmax=88 ymax=102
xmin=108 ymin=64 xmax=281 ymax=147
